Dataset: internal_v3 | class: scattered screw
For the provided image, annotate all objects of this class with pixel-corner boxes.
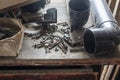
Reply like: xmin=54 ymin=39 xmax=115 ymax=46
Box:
xmin=55 ymin=47 xmax=59 ymax=51
xmin=32 ymin=33 xmax=41 ymax=40
xmin=48 ymin=40 xmax=61 ymax=50
xmin=33 ymin=43 xmax=44 ymax=49
xmin=57 ymin=43 xmax=67 ymax=54
xmin=44 ymin=43 xmax=50 ymax=53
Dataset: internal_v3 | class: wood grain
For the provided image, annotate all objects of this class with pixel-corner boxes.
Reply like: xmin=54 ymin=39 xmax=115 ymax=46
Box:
xmin=0 ymin=59 xmax=119 ymax=66
xmin=115 ymin=0 xmax=120 ymax=25
xmin=0 ymin=0 xmax=40 ymax=13
xmin=0 ymin=72 xmax=98 ymax=80
xmin=110 ymin=0 xmax=116 ymax=13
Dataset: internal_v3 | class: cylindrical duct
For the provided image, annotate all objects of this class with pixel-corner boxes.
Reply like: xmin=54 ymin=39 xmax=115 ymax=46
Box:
xmin=84 ymin=0 xmax=120 ymax=54
xmin=69 ymin=0 xmax=90 ymax=31
xmin=69 ymin=0 xmax=90 ymax=45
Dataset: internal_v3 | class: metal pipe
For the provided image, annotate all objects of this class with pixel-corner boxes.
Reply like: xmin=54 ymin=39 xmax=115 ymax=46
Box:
xmin=83 ymin=0 xmax=120 ymax=54
xmin=69 ymin=0 xmax=90 ymax=44
xmin=69 ymin=0 xmax=90 ymax=31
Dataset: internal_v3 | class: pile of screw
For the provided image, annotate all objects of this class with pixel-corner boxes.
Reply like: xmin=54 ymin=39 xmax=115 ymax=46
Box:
xmin=29 ymin=22 xmax=79 ymax=54
xmin=33 ymin=35 xmax=68 ymax=54
xmin=25 ymin=21 xmax=84 ymax=54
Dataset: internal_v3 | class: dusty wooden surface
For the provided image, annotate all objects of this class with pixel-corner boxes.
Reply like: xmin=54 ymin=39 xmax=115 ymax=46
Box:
xmin=0 ymin=72 xmax=98 ymax=80
xmin=0 ymin=0 xmax=40 ymax=13
xmin=0 ymin=0 xmax=119 ymax=65
xmin=0 ymin=59 xmax=120 ymax=66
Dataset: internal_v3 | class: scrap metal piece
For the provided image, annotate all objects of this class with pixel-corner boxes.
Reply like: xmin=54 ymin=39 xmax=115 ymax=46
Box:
xmin=55 ymin=47 xmax=59 ymax=52
xmin=33 ymin=43 xmax=44 ymax=49
xmin=44 ymin=8 xmax=57 ymax=23
xmin=70 ymin=48 xmax=85 ymax=53
xmin=58 ymin=43 xmax=67 ymax=54
xmin=44 ymin=43 xmax=50 ymax=53
xmin=48 ymin=39 xmax=61 ymax=50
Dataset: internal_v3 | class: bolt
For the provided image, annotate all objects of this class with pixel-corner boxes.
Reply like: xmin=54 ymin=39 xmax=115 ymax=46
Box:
xmin=57 ymin=43 xmax=67 ymax=54
xmin=48 ymin=40 xmax=61 ymax=50
xmin=44 ymin=43 xmax=50 ymax=53
xmin=33 ymin=43 xmax=43 ymax=49
xmin=55 ymin=47 xmax=59 ymax=51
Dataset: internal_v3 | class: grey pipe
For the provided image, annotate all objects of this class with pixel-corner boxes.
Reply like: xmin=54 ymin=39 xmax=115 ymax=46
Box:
xmin=83 ymin=0 xmax=120 ymax=54
xmin=69 ymin=0 xmax=90 ymax=31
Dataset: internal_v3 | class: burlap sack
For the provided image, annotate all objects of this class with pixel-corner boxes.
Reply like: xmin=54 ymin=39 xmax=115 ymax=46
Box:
xmin=0 ymin=18 xmax=24 ymax=57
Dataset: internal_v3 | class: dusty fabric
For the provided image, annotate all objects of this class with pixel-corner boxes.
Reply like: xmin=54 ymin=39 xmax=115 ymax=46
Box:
xmin=0 ymin=18 xmax=24 ymax=57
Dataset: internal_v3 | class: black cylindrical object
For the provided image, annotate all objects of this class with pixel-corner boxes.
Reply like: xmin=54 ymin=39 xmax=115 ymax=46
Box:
xmin=69 ymin=0 xmax=90 ymax=31
xmin=84 ymin=0 xmax=120 ymax=54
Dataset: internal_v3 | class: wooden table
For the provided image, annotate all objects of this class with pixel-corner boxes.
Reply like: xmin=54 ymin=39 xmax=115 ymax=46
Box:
xmin=0 ymin=0 xmax=119 ymax=65
xmin=0 ymin=0 xmax=118 ymax=79
xmin=0 ymin=0 xmax=41 ymax=13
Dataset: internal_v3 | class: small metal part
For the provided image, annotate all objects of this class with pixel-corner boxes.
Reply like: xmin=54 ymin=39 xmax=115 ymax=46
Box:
xmin=64 ymin=34 xmax=70 ymax=40
xmin=33 ymin=43 xmax=44 ymax=49
xmin=64 ymin=38 xmax=73 ymax=47
xmin=55 ymin=47 xmax=59 ymax=51
xmin=65 ymin=29 xmax=70 ymax=34
xmin=64 ymin=38 xmax=82 ymax=47
xmin=32 ymin=33 xmax=42 ymax=40
xmin=48 ymin=40 xmax=61 ymax=50
xmin=61 ymin=29 xmax=69 ymax=34
xmin=44 ymin=47 xmax=47 ymax=53
xmin=44 ymin=43 xmax=50 ymax=47
xmin=70 ymin=48 xmax=85 ymax=53
xmin=62 ymin=22 xmax=68 ymax=26
xmin=57 ymin=43 xmax=67 ymax=54
xmin=60 ymin=29 xmax=66 ymax=33
xmin=44 ymin=43 xmax=50 ymax=53
xmin=61 ymin=40 xmax=68 ymax=50
xmin=58 ymin=28 xmax=70 ymax=34
xmin=44 ymin=8 xmax=57 ymax=23
xmin=45 ymin=24 xmax=58 ymax=33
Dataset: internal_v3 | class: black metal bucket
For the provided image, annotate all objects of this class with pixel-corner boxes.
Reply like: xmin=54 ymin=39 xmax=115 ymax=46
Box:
xmin=69 ymin=0 xmax=90 ymax=32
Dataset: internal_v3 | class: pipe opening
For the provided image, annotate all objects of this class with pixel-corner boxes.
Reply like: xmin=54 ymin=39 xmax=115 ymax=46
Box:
xmin=69 ymin=0 xmax=90 ymax=12
xmin=83 ymin=0 xmax=120 ymax=54
xmin=69 ymin=0 xmax=90 ymax=30
xmin=84 ymin=30 xmax=96 ymax=53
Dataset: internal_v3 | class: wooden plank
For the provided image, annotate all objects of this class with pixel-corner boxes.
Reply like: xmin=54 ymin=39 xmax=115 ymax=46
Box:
xmin=113 ymin=0 xmax=120 ymax=17
xmin=116 ymin=0 xmax=120 ymax=25
xmin=0 ymin=69 xmax=94 ymax=73
xmin=111 ymin=65 xmax=120 ymax=80
xmin=100 ymin=65 xmax=109 ymax=80
xmin=0 ymin=72 xmax=98 ymax=80
xmin=106 ymin=0 xmax=110 ymax=3
xmin=0 ymin=59 xmax=119 ymax=66
xmin=108 ymin=0 xmax=112 ymax=6
xmin=103 ymin=65 xmax=114 ymax=80
xmin=0 ymin=0 xmax=41 ymax=13
xmin=110 ymin=0 xmax=116 ymax=13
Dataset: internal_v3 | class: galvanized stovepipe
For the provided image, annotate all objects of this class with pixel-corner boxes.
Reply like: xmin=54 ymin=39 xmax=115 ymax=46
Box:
xmin=84 ymin=0 xmax=120 ymax=54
